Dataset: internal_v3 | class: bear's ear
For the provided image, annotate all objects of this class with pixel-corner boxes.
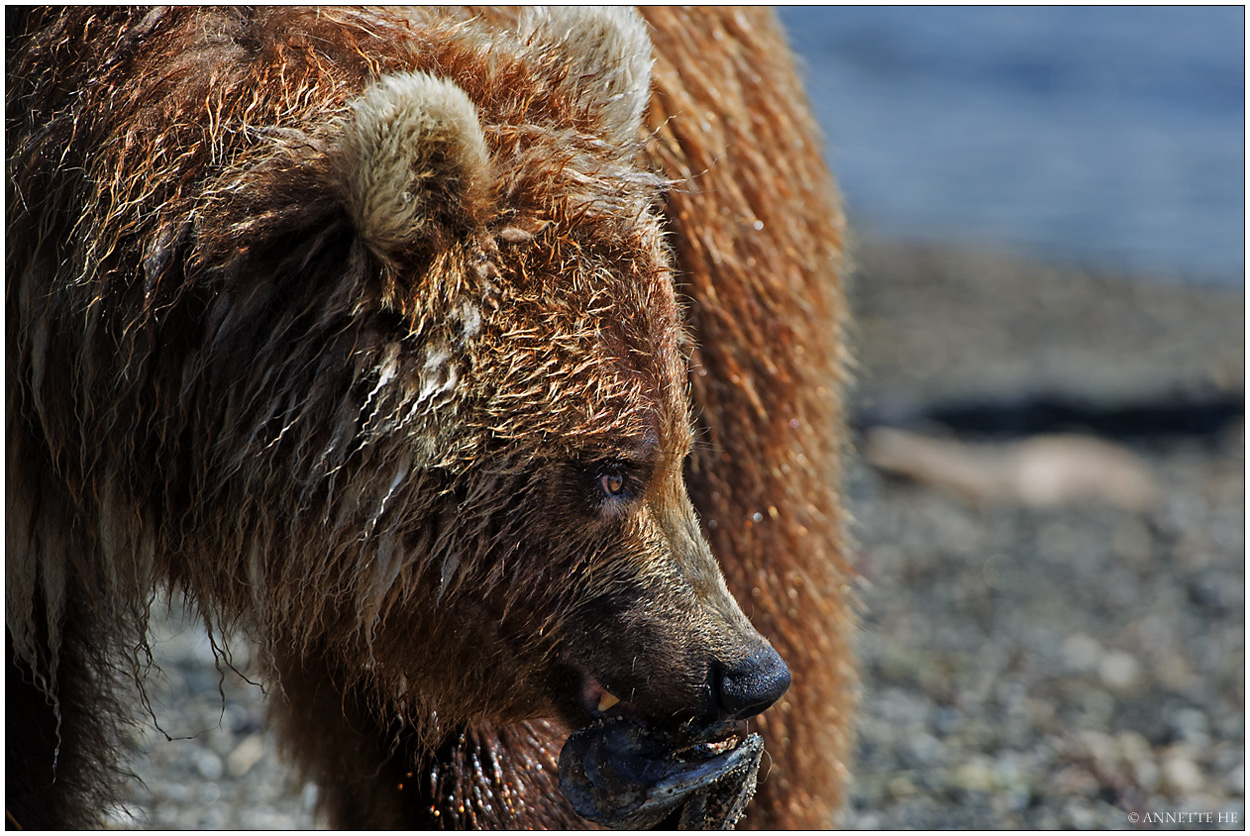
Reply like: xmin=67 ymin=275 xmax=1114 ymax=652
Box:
xmin=339 ymin=72 xmax=492 ymax=264
xmin=518 ymin=7 xmax=653 ymax=145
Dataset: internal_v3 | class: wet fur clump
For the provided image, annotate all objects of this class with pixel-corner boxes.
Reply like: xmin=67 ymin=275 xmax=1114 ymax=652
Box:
xmin=7 ymin=7 xmax=855 ymax=830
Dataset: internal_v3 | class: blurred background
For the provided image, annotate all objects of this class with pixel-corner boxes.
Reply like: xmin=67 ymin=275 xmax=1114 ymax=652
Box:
xmin=780 ymin=6 xmax=1244 ymax=287
xmin=115 ymin=8 xmax=1244 ymax=829
xmin=778 ymin=7 xmax=1245 ymax=830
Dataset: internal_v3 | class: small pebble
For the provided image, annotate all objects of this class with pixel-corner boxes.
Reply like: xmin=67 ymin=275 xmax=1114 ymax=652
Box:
xmin=226 ymin=735 xmax=266 ymax=778
xmin=193 ymin=750 xmax=224 ymax=782
xmin=1098 ymin=651 xmax=1140 ymax=690
xmin=1162 ymin=749 xmax=1205 ymax=795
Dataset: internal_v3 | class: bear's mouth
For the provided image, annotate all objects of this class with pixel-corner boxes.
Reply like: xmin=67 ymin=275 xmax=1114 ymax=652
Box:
xmin=557 ymin=675 xmax=764 ymax=829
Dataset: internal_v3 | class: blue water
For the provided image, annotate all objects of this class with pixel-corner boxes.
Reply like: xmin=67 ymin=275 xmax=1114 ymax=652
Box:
xmin=778 ymin=7 xmax=1245 ymax=287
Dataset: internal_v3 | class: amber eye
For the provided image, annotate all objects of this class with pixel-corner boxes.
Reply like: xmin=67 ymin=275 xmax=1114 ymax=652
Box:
xmin=599 ymin=471 xmax=627 ymax=498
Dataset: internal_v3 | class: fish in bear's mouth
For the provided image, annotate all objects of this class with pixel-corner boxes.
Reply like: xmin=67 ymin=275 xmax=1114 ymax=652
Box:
xmin=557 ymin=676 xmax=765 ymax=830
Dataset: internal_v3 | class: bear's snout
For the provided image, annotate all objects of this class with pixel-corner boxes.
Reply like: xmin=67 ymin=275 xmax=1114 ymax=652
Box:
xmin=714 ymin=644 xmax=791 ymax=721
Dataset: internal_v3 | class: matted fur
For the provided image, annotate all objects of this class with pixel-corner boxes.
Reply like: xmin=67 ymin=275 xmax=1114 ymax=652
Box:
xmin=7 ymin=6 xmax=855 ymax=830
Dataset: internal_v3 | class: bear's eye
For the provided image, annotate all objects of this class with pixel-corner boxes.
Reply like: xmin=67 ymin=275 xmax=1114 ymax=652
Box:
xmin=599 ymin=471 xmax=627 ymax=498
xmin=582 ymin=456 xmax=650 ymax=512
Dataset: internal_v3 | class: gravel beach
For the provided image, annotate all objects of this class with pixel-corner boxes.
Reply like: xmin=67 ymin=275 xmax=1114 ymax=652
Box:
xmin=840 ymin=240 xmax=1243 ymax=830
xmin=111 ymin=240 xmax=1244 ymax=829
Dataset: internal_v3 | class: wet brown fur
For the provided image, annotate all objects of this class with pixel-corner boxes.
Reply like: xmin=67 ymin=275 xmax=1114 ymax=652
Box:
xmin=7 ymin=7 xmax=855 ymax=829
xmin=645 ymin=10 xmax=858 ymax=827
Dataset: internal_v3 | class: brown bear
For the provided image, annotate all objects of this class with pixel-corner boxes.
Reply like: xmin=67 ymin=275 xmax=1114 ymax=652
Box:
xmin=6 ymin=7 xmax=855 ymax=830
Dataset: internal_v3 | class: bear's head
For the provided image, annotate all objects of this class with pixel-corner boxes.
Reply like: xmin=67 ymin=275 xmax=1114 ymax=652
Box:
xmin=187 ymin=7 xmax=787 ymax=822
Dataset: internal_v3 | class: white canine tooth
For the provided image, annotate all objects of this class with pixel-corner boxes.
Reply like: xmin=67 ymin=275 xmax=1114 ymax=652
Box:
xmin=597 ymin=691 xmax=621 ymax=712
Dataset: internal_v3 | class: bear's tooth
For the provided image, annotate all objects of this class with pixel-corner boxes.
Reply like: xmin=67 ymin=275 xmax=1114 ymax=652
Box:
xmin=597 ymin=691 xmax=621 ymax=712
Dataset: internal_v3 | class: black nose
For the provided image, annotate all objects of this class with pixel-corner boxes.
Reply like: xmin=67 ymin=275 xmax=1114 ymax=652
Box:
xmin=715 ymin=645 xmax=791 ymax=720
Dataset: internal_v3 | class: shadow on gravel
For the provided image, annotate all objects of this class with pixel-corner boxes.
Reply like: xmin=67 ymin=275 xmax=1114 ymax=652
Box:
xmin=859 ymin=390 xmax=1243 ymax=444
